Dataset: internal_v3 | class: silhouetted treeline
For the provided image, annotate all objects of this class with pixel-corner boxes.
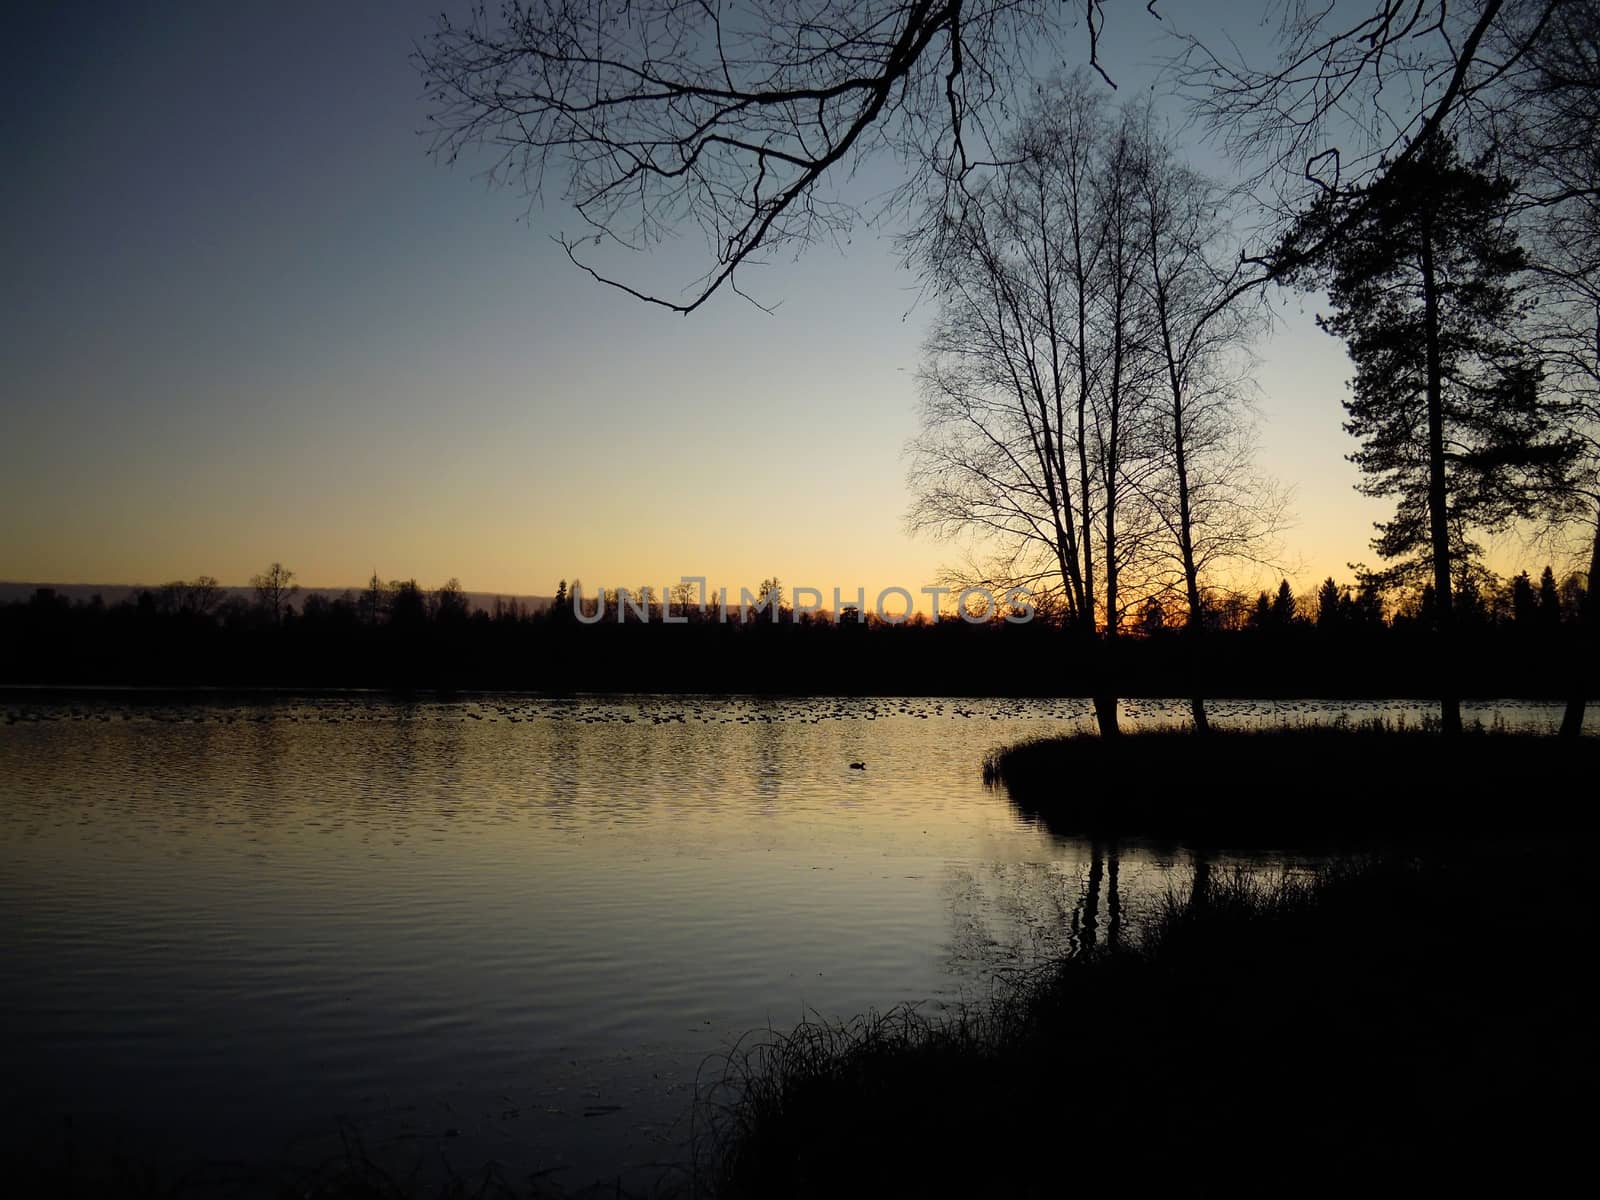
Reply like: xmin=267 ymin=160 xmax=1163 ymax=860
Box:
xmin=1 ymin=569 xmax=1593 ymax=697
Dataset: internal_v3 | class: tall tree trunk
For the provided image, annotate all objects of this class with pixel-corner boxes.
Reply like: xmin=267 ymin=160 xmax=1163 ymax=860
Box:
xmin=1558 ymin=502 xmax=1600 ymax=739
xmin=1165 ymin=328 xmax=1209 ymax=735
xmin=1179 ymin=515 xmax=1210 ymax=735
xmin=1096 ymin=257 xmax=1127 ymax=741
xmin=1093 ymin=516 xmax=1121 ymax=740
xmin=1077 ymin=298 xmax=1095 ymax=635
xmin=1093 ymin=527 xmax=1122 ymax=736
xmin=1141 ymin=174 xmax=1214 ymax=736
xmin=1420 ymin=228 xmax=1463 ymax=736
xmin=1092 ymin=691 xmax=1120 ymax=739
xmin=1097 ymin=578 xmax=1121 ymax=740
xmin=1075 ymin=283 xmax=1122 ymax=737
xmin=1087 ymin=619 xmax=1119 ymax=739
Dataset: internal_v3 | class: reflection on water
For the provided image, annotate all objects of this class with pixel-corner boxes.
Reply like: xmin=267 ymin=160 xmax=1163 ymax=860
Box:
xmin=0 ymin=693 xmax=1579 ymax=1184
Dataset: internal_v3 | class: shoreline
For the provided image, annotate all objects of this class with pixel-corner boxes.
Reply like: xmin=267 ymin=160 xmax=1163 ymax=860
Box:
xmin=696 ymin=847 xmax=1589 ymax=1195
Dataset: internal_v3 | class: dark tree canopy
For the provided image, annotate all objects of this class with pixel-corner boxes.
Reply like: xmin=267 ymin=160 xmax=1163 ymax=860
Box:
xmin=1288 ymin=133 xmax=1575 ymax=736
xmin=1302 ymin=138 xmax=1572 ymax=585
xmin=416 ymin=2 xmax=1167 ymax=312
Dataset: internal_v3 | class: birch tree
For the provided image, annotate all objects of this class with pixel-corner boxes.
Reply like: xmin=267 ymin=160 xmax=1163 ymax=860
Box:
xmin=1129 ymin=113 xmax=1288 ymax=732
xmin=908 ymin=77 xmax=1278 ymax=733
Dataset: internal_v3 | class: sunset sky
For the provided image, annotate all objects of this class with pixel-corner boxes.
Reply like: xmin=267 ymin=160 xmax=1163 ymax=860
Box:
xmin=3 ymin=0 xmax=1488 ymax=607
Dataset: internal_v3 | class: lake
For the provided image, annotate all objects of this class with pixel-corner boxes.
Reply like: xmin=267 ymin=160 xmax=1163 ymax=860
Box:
xmin=0 ymin=693 xmax=1585 ymax=1189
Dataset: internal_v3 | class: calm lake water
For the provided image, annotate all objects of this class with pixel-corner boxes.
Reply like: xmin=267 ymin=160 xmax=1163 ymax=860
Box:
xmin=0 ymin=693 xmax=1585 ymax=1187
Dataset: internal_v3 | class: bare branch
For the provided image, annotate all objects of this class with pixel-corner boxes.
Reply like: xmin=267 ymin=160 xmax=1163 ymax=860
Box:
xmin=418 ymin=2 xmax=1162 ymax=310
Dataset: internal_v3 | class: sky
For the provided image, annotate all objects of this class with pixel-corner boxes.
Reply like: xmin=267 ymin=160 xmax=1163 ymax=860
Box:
xmin=1 ymin=1 xmax=1418 ymax=605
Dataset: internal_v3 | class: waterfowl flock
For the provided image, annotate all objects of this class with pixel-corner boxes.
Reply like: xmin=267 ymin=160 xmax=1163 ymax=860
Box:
xmin=0 ymin=695 xmax=1551 ymax=730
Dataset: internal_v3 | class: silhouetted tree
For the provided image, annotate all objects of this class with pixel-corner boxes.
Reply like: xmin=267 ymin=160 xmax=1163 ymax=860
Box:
xmin=159 ymin=576 xmax=223 ymax=618
xmin=1130 ymin=103 xmax=1287 ymax=732
xmin=387 ymin=579 xmax=428 ymax=629
xmin=666 ymin=578 xmax=703 ymax=621
xmin=1316 ymin=577 xmax=1343 ymax=630
xmin=415 ymin=3 xmax=1170 ymax=312
xmin=1498 ymin=4 xmax=1600 ymax=734
xmin=1511 ymin=571 xmax=1538 ymax=626
xmin=1539 ymin=567 xmax=1563 ymax=627
xmin=1456 ymin=573 xmax=1488 ymax=629
xmin=1137 ymin=596 xmax=1169 ymax=637
xmin=751 ymin=578 xmax=784 ymax=622
xmin=1289 ymin=135 xmax=1575 ymax=733
xmin=909 ymin=77 xmax=1185 ymax=736
xmin=1557 ymin=570 xmax=1585 ymax=614
xmin=361 ymin=572 xmax=384 ymax=627
xmin=1249 ymin=590 xmax=1273 ymax=631
xmin=434 ymin=578 xmax=469 ymax=624
xmin=1271 ymin=579 xmax=1296 ymax=627
xmin=250 ymin=562 xmax=298 ymax=626
xmin=28 ymin=587 xmax=69 ymax=615
xmin=1183 ymin=1 xmax=1571 ymax=277
xmin=1352 ymin=577 xmax=1386 ymax=628
xmin=550 ymin=579 xmax=573 ymax=624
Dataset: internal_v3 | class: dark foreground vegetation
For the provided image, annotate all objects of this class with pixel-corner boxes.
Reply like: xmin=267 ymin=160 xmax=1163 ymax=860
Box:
xmin=1 ymin=571 xmax=1594 ymax=698
xmin=697 ymin=851 xmax=1589 ymax=1197
xmin=985 ymin=723 xmax=1600 ymax=843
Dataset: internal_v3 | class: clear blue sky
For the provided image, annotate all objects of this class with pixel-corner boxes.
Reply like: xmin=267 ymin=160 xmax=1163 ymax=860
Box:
xmin=2 ymin=1 xmax=1409 ymax=601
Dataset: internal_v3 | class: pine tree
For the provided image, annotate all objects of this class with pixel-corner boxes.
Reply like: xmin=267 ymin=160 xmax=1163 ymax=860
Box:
xmin=362 ymin=572 xmax=384 ymax=627
xmin=1511 ymin=571 xmax=1538 ymax=627
xmin=1250 ymin=591 xmax=1272 ymax=630
xmin=1286 ymin=135 xmax=1576 ymax=732
xmin=1538 ymin=566 xmax=1562 ymax=630
xmin=1352 ymin=578 xmax=1385 ymax=628
xmin=1454 ymin=574 xmax=1485 ymax=629
xmin=1271 ymin=580 xmax=1296 ymax=627
xmin=1316 ymin=577 xmax=1342 ymax=630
